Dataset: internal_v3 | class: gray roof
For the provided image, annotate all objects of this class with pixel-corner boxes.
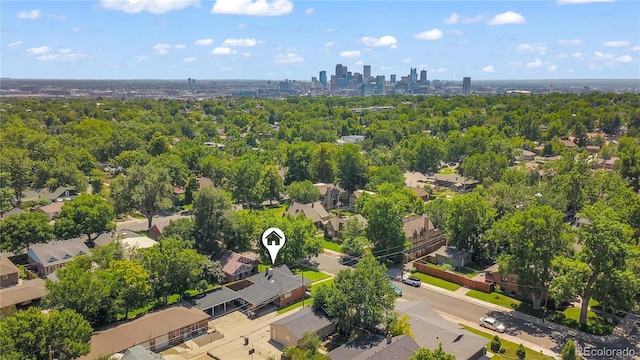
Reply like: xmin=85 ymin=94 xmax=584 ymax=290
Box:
xmin=121 ymin=345 xmax=165 ymax=360
xmin=271 ymin=308 xmax=333 ymax=339
xmin=94 ymin=230 xmax=143 ymax=248
xmin=329 ymin=334 xmax=419 ymax=360
xmin=0 ymin=207 xmax=25 ymax=221
xmin=192 ymin=286 xmax=240 ymax=311
xmin=28 ymin=238 xmax=92 ymax=268
xmin=236 ymin=265 xmax=312 ymax=307
xmin=395 ymin=301 xmax=487 ymax=360
xmin=430 ymin=246 xmax=471 ymax=260
xmin=22 ymin=186 xmax=77 ymax=203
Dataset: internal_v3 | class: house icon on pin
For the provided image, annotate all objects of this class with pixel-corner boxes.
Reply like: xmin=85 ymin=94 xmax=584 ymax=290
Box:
xmin=265 ymin=230 xmax=283 ymax=246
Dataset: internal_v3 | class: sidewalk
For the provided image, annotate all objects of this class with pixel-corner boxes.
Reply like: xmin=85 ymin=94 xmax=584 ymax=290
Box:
xmin=419 ymin=281 xmax=627 ymax=345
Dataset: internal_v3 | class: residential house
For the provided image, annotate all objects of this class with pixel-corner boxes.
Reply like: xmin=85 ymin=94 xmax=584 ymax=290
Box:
xmin=404 ymin=171 xmax=428 ymax=188
xmin=270 ymin=308 xmax=336 ymax=348
xmin=36 ymin=201 xmax=65 ymax=220
xmin=484 ymin=264 xmax=520 ymax=296
xmin=192 ymin=286 xmax=241 ymax=318
xmin=0 ymin=278 xmax=46 ymax=315
xmin=211 ymin=249 xmax=258 ymax=283
xmin=148 ymin=222 xmax=169 ymax=241
xmin=21 ymin=186 xmax=78 ymax=204
xmin=424 ymin=173 xmax=478 ymax=193
xmin=324 ymin=214 xmax=368 ymax=241
xmin=79 ymin=304 xmax=210 ymax=360
xmin=593 ymin=157 xmax=619 ymax=170
xmin=0 ymin=207 xmax=25 ymax=221
xmin=336 ymin=135 xmax=365 ymax=146
xmin=94 ymin=230 xmax=158 ymax=251
xmin=349 ymin=189 xmax=375 ymax=207
xmin=426 ymin=246 xmax=472 ymax=270
xmin=234 ymin=266 xmax=312 ymax=311
xmin=561 ymin=139 xmax=577 ymax=148
xmin=0 ymin=255 xmax=19 ymax=288
xmin=28 ymin=238 xmax=92 ymax=276
xmin=329 ymin=334 xmax=420 ymax=360
xmin=286 ymin=201 xmax=330 ymax=228
xmin=517 ymin=149 xmax=536 ymax=161
xmin=403 ymin=215 xmax=445 ymax=261
xmin=173 ymin=177 xmax=214 ymax=196
xmin=121 ymin=345 xmax=166 ymax=360
xmin=585 ymin=145 xmax=601 ymax=154
xmin=406 ymin=186 xmax=429 ymax=201
xmin=314 ymin=183 xmax=347 ymax=211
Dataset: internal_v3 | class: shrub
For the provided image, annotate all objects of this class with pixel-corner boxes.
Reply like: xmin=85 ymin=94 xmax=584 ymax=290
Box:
xmin=441 ymin=263 xmax=454 ymax=271
xmin=410 ymin=267 xmax=417 ymax=273
xmin=516 ymin=343 xmax=526 ymax=360
xmin=490 ymin=335 xmax=502 ymax=353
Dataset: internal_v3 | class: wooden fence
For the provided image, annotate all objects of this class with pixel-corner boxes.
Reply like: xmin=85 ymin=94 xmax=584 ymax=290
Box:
xmin=414 ymin=259 xmax=494 ymax=293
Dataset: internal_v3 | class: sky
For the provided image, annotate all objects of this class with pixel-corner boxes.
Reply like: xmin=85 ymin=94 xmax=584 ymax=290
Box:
xmin=1 ymin=0 xmax=639 ymax=80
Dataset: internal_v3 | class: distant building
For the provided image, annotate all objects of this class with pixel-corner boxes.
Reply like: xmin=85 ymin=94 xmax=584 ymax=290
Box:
xmin=420 ymin=70 xmax=427 ymax=85
xmin=363 ymin=65 xmax=371 ymax=83
xmin=376 ymin=75 xmax=385 ymax=95
xmin=319 ymin=70 xmax=327 ymax=90
xmin=390 ymin=74 xmax=396 ymax=85
xmin=463 ymin=77 xmax=471 ymax=95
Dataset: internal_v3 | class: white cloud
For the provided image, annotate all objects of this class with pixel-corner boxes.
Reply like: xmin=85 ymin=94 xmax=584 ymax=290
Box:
xmin=548 ymin=64 xmax=558 ymax=71
xmin=355 ymin=60 xmax=363 ymax=66
xmin=602 ymin=40 xmax=629 ymax=47
xmin=135 ymin=55 xmax=151 ymax=61
xmin=99 ymin=0 xmax=199 ymax=14
xmin=242 ymin=52 xmax=251 ymax=57
xmin=488 ymin=11 xmax=526 ymax=25
xmin=362 ymin=35 xmax=398 ymax=48
xmin=340 ymin=50 xmax=361 ymax=58
xmin=451 ymin=30 xmax=464 ymax=36
xmin=615 ymin=55 xmax=633 ymax=63
xmin=413 ymin=28 xmax=443 ymax=41
xmin=558 ymin=39 xmax=582 ymax=46
xmin=175 ymin=44 xmax=187 ymax=49
xmin=8 ymin=41 xmax=23 ymax=48
xmin=443 ymin=12 xmax=483 ymax=25
xmin=402 ymin=58 xmax=412 ymax=64
xmin=526 ymin=59 xmax=546 ymax=68
xmin=211 ymin=47 xmax=237 ymax=55
xmin=195 ymin=38 xmax=214 ymax=46
xmin=17 ymin=9 xmax=40 ymax=19
xmin=153 ymin=43 xmax=171 ymax=55
xmin=483 ymin=65 xmax=495 ymax=73
xmin=211 ymin=0 xmax=293 ymax=16
xmin=27 ymin=46 xmax=52 ymax=54
xmin=434 ymin=67 xmax=447 ymax=73
xmin=222 ymin=38 xmax=260 ymax=47
xmin=238 ymin=23 xmax=247 ymax=29
xmin=572 ymin=52 xmax=584 ymax=59
xmin=221 ymin=66 xmax=232 ymax=71
xmin=593 ymin=52 xmax=615 ymax=60
xmin=274 ymin=53 xmax=304 ymax=63
xmin=517 ymin=43 xmax=548 ymax=55
xmin=47 ymin=14 xmax=68 ymax=20
xmin=305 ymin=7 xmax=314 ymax=15
xmin=557 ymin=0 xmax=613 ymax=4
xmin=37 ymin=50 xmax=89 ymax=62
xmin=184 ymin=57 xmax=197 ymax=63
xmin=632 ymin=46 xmax=640 ymax=52
xmin=324 ymin=41 xmax=335 ymax=48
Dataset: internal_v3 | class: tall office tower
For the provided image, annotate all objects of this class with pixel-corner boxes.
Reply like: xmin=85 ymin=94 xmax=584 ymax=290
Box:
xmin=390 ymin=74 xmax=396 ymax=85
xmin=187 ymin=78 xmax=192 ymax=84
xmin=319 ymin=71 xmax=327 ymax=90
xmin=463 ymin=77 xmax=471 ymax=95
xmin=376 ymin=75 xmax=385 ymax=95
xmin=363 ymin=65 xmax=371 ymax=83
xmin=410 ymin=68 xmax=417 ymax=94
xmin=335 ymin=64 xmax=343 ymax=79
xmin=420 ymin=70 xmax=427 ymax=85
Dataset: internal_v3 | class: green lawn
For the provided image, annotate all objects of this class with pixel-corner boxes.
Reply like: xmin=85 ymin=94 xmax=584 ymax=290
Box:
xmin=466 ymin=290 xmax=522 ymax=309
xmin=293 ymin=268 xmax=331 ymax=282
xmin=411 ymin=272 xmax=461 ymax=291
xmin=311 ymin=278 xmax=334 ymax=294
xmin=549 ymin=306 xmax=616 ymax=336
xmin=277 ymin=298 xmax=313 ymax=314
xmin=423 ymin=262 xmax=480 ymax=278
xmin=321 ymin=239 xmax=343 ymax=253
xmin=461 ymin=326 xmax=554 ymax=360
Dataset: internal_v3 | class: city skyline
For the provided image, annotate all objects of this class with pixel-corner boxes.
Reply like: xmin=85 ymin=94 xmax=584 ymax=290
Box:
xmin=1 ymin=0 xmax=639 ymax=80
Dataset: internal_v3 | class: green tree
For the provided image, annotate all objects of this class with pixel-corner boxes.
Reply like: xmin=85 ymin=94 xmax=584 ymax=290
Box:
xmin=317 ymin=254 xmax=396 ymax=334
xmin=0 ymin=307 xmax=92 ymax=360
xmin=258 ymin=213 xmax=320 ymax=266
xmin=54 ymin=194 xmax=115 ymax=242
xmin=337 ymin=144 xmax=368 ymax=195
xmin=367 ymin=165 xmax=405 ymax=190
xmin=516 ymin=344 xmax=526 ymax=360
xmin=424 ymin=197 xmax=450 ymax=231
xmin=360 ymin=195 xmax=410 ymax=264
xmin=284 ymin=143 xmax=313 ymax=185
xmin=310 ymin=143 xmax=338 ymax=183
xmin=561 ymin=340 xmax=578 ymax=360
xmin=140 ymin=237 xmax=207 ymax=304
xmin=0 ymin=148 xmax=32 ymax=206
xmin=388 ymin=314 xmax=415 ymax=338
xmin=493 ymin=205 xmax=572 ymax=309
xmin=192 ymin=186 xmax=233 ymax=254
xmin=160 ymin=217 xmax=196 ymax=245
xmin=286 ymin=180 xmax=320 ymax=204
xmin=109 ymin=164 xmax=173 ymax=229
xmin=89 ymin=168 xmax=106 ymax=194
xmin=147 ymin=131 xmax=171 ymax=156
xmin=409 ymin=343 xmax=457 ymax=360
xmin=260 ymin=164 xmax=284 ymax=205
xmin=299 ymin=331 xmax=321 ymax=354
xmin=619 ymin=142 xmax=640 ymax=192
xmin=104 ymin=260 xmax=152 ymax=318
xmin=446 ymin=191 xmax=495 ymax=259
xmin=0 ymin=211 xmax=54 ymax=253
xmin=413 ymin=136 xmax=446 ymax=174
xmin=229 ymin=153 xmax=265 ymax=206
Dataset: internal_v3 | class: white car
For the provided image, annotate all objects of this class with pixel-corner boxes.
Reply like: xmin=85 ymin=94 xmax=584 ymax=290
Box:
xmin=480 ymin=316 xmax=506 ymax=333
xmin=401 ymin=276 xmax=421 ymax=287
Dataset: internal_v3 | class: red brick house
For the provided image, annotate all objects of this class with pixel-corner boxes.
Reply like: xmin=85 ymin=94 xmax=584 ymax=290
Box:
xmin=28 ymin=238 xmax=92 ymax=276
xmin=0 ymin=255 xmax=19 ymax=288
xmin=483 ymin=264 xmax=520 ymax=296
xmin=212 ymin=249 xmax=258 ymax=283
xmin=403 ymin=215 xmax=446 ymax=261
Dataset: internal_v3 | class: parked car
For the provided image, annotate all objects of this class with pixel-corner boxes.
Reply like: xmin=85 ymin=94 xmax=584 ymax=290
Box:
xmin=480 ymin=316 xmax=505 ymax=333
xmin=391 ymin=284 xmax=403 ymax=297
xmin=401 ymin=276 xmax=421 ymax=287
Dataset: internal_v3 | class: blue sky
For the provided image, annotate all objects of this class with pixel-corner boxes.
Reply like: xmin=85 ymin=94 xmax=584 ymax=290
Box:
xmin=2 ymin=0 xmax=639 ymax=80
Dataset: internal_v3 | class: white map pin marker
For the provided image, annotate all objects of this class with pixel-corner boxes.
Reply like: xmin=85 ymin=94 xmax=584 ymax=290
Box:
xmin=261 ymin=227 xmax=285 ymax=265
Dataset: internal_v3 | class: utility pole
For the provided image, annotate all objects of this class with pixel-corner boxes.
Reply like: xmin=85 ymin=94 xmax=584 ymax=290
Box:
xmin=49 ymin=345 xmax=53 ymax=360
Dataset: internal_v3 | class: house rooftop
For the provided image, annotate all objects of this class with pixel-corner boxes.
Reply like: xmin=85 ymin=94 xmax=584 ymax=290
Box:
xmin=28 ymin=238 xmax=92 ymax=268
xmin=22 ymin=186 xmax=76 ymax=203
xmin=211 ymin=249 xmax=258 ymax=276
xmin=329 ymin=334 xmax=419 ymax=360
xmin=0 ymin=278 xmax=46 ymax=308
xmin=272 ymin=308 xmax=333 ymax=339
xmin=236 ymin=265 xmax=311 ymax=307
xmin=0 ymin=255 xmax=19 ymax=277
xmin=403 ymin=215 xmax=437 ymax=238
xmin=430 ymin=246 xmax=470 ymax=259
xmin=37 ymin=201 xmax=65 ymax=214
xmin=0 ymin=207 xmax=26 ymax=221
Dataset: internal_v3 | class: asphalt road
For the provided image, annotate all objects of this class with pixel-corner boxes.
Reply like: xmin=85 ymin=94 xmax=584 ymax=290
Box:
xmin=313 ymin=252 xmax=640 ymax=360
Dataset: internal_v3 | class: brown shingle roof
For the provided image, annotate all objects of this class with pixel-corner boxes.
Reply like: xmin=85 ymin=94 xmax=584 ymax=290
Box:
xmin=402 ymin=215 xmax=435 ymax=238
xmin=212 ymin=249 xmax=257 ymax=276
xmin=37 ymin=201 xmax=65 ymax=214
xmin=0 ymin=255 xmax=19 ymax=276
xmin=0 ymin=278 xmax=46 ymax=308
xmin=286 ymin=201 xmax=330 ymax=224
xmin=80 ymin=304 xmax=209 ymax=360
